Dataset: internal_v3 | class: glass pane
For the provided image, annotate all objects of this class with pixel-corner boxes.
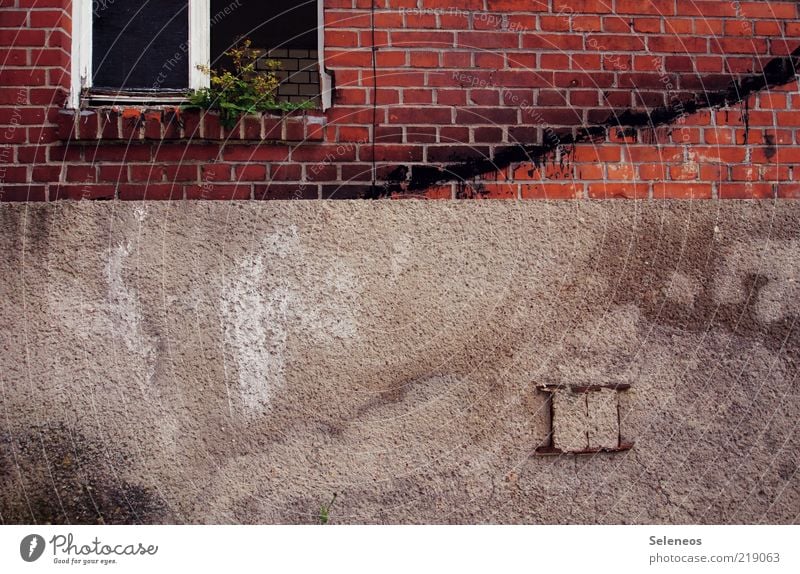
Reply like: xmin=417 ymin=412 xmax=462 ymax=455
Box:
xmin=210 ymin=0 xmax=317 ymax=63
xmin=93 ymin=0 xmax=189 ymax=91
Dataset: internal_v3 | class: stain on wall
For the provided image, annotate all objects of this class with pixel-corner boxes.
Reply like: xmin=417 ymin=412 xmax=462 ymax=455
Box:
xmin=0 ymin=425 xmax=170 ymax=524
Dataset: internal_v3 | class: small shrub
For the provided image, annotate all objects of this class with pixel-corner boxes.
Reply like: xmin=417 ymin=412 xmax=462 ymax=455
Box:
xmin=185 ymin=38 xmax=314 ymax=129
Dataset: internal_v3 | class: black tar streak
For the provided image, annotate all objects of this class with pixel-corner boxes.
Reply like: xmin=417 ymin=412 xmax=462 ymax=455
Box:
xmin=366 ymin=46 xmax=800 ymax=199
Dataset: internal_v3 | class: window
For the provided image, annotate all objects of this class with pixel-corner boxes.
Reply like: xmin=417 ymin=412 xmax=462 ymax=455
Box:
xmin=70 ymin=0 xmax=330 ymax=109
xmin=211 ymin=0 xmax=321 ymax=106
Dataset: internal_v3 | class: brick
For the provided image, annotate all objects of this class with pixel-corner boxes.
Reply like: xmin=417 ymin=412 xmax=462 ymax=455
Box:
xmin=360 ymin=144 xmax=423 ymax=162
xmin=77 ymin=111 xmax=99 ymax=140
xmin=520 ymin=182 xmax=583 ymax=199
xmin=0 ymin=166 xmax=29 ymax=183
xmin=185 ymin=183 xmax=251 ymax=200
xmin=254 ymin=183 xmax=317 ymax=200
xmin=118 ymin=184 xmax=179 ymax=201
xmin=234 ymin=164 xmax=267 ymax=181
xmin=165 ymin=165 xmax=199 ymax=182
xmin=284 ymin=119 xmax=305 ymax=141
xmin=50 ymin=184 xmax=115 ymax=201
xmin=653 ymin=183 xmax=713 ymax=199
xmin=718 ymin=183 xmax=774 ymax=199
xmin=55 ymin=110 xmax=76 ymax=140
xmin=388 ymin=107 xmax=452 ymax=124
xmin=588 ymin=182 xmax=648 ymax=199
xmin=129 ymin=164 xmax=164 ymax=182
xmin=0 ymin=184 xmax=47 ymax=202
xmin=97 ymin=164 xmax=128 ymax=183
xmin=321 ymin=184 xmax=370 ymax=199
xmin=155 ymin=145 xmax=220 ymax=162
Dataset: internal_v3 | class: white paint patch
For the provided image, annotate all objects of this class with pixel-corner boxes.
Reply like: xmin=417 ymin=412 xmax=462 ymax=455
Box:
xmin=220 ymin=224 xmax=365 ymax=415
xmin=133 ymin=205 xmax=148 ymax=222
xmin=682 ymin=148 xmax=699 ymax=175
xmin=219 ymin=225 xmax=306 ymax=414
xmin=104 ymin=242 xmax=157 ymax=390
xmin=220 ymin=251 xmax=289 ymax=415
xmin=264 ymin=224 xmax=299 ymax=259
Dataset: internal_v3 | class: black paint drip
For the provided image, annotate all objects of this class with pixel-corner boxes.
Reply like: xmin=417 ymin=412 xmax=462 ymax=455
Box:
xmin=368 ymin=46 xmax=800 ymax=198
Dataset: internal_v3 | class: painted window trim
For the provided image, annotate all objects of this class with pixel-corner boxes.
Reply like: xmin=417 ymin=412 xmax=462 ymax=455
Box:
xmin=317 ymin=0 xmax=332 ymax=111
xmin=189 ymin=0 xmax=212 ymax=94
xmin=69 ymin=0 xmax=331 ymax=111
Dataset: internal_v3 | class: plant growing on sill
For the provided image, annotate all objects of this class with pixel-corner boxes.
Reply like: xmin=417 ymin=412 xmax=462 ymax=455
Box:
xmin=185 ymin=38 xmax=315 ymax=129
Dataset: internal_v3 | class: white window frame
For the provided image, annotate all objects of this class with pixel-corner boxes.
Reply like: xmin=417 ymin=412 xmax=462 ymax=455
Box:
xmin=70 ymin=0 xmax=210 ymax=108
xmin=69 ymin=0 xmax=331 ymax=110
xmin=317 ymin=0 xmax=332 ymax=110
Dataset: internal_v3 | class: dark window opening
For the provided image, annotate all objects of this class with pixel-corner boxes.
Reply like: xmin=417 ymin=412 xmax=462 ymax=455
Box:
xmin=92 ymin=0 xmax=189 ymax=92
xmin=211 ymin=0 xmax=320 ymax=105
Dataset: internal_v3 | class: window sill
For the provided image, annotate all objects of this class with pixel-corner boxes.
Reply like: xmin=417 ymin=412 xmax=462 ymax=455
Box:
xmin=55 ymin=106 xmax=325 ymax=143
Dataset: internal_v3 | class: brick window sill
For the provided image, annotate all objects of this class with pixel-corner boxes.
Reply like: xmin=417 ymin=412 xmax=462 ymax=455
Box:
xmin=55 ymin=107 xmax=325 ymax=143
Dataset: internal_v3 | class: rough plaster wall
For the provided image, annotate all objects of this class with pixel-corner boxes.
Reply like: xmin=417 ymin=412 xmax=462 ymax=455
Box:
xmin=0 ymin=201 xmax=797 ymax=524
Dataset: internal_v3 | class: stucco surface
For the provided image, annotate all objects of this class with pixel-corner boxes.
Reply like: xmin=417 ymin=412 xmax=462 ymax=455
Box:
xmin=0 ymin=200 xmax=797 ymax=524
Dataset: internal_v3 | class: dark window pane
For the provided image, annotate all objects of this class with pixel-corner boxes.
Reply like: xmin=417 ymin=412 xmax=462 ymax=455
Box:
xmin=93 ymin=0 xmax=189 ymax=91
xmin=210 ymin=0 xmax=317 ymax=65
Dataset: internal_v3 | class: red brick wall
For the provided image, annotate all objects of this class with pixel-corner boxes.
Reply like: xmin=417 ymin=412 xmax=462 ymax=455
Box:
xmin=454 ymin=78 xmax=800 ymax=199
xmin=0 ymin=0 xmax=70 ymax=200
xmin=1 ymin=0 xmax=799 ymax=201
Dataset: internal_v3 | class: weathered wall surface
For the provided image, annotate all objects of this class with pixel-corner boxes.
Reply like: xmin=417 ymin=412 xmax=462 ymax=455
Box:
xmin=0 ymin=200 xmax=798 ymax=524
